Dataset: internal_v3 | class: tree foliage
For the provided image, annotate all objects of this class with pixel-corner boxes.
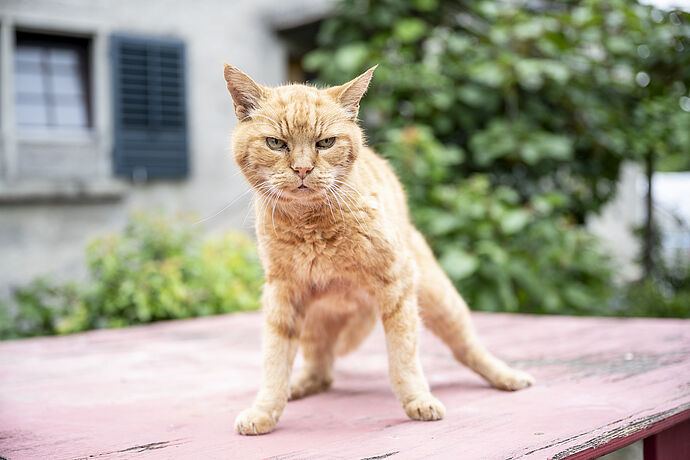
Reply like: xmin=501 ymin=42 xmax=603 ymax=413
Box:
xmin=307 ymin=0 xmax=690 ymax=218
xmin=306 ymin=0 xmax=690 ymax=314
xmin=379 ymin=127 xmax=614 ymax=313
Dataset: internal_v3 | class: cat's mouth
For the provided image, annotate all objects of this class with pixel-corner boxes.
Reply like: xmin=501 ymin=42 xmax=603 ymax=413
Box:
xmin=297 ymin=184 xmax=309 ymax=190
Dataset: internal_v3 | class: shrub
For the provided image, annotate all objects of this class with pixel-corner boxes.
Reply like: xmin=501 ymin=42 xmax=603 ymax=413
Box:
xmin=0 ymin=214 xmax=263 ymax=339
xmin=305 ymin=0 xmax=689 ymax=317
xmin=306 ymin=0 xmax=690 ymax=220
xmin=613 ymin=227 xmax=690 ymax=318
xmin=615 ymin=278 xmax=690 ymax=318
xmin=381 ymin=126 xmax=615 ymax=315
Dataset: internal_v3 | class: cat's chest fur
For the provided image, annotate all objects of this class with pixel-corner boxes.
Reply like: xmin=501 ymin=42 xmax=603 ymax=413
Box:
xmin=258 ymin=214 xmax=394 ymax=287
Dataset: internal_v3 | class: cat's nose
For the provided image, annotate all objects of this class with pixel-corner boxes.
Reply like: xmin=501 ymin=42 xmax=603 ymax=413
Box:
xmin=292 ymin=165 xmax=313 ymax=180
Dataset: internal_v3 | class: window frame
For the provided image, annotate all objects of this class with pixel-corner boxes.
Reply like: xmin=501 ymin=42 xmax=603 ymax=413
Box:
xmin=110 ymin=33 xmax=189 ymax=180
xmin=14 ymin=30 xmax=93 ymax=132
xmin=0 ymin=16 xmax=114 ymax=192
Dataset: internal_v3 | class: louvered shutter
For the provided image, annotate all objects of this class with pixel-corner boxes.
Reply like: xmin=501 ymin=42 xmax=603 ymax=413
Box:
xmin=111 ymin=35 xmax=188 ymax=179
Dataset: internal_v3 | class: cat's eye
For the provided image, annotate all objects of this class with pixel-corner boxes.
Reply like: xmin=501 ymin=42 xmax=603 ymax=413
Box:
xmin=316 ymin=137 xmax=336 ymax=150
xmin=266 ymin=137 xmax=287 ymax=151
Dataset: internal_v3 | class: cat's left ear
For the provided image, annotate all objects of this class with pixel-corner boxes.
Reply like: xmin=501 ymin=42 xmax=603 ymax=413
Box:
xmin=327 ymin=65 xmax=378 ymax=119
xmin=223 ymin=63 xmax=266 ymax=120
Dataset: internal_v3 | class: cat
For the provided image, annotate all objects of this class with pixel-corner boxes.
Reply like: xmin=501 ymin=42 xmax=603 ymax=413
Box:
xmin=224 ymin=63 xmax=535 ymax=435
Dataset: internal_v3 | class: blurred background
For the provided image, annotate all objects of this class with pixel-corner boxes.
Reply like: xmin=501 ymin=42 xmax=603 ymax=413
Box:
xmin=0 ymin=0 xmax=688 ymax=339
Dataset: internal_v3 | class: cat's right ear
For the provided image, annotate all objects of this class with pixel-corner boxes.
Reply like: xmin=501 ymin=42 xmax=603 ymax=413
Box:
xmin=223 ymin=63 xmax=265 ymax=121
xmin=327 ymin=65 xmax=377 ymax=120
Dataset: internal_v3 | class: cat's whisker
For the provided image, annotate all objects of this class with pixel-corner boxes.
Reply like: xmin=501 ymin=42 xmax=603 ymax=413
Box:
xmin=241 ymin=113 xmax=280 ymax=130
xmin=333 ymin=178 xmax=366 ymax=201
xmin=262 ymin=106 xmax=287 ymax=134
xmin=331 ymin=167 xmax=353 ymax=185
xmin=255 ymin=182 xmax=277 ymax=200
xmin=271 ymin=189 xmax=283 ymax=236
xmin=341 ymin=182 xmax=368 ymax=228
xmin=337 ymin=190 xmax=368 ymax=237
xmin=263 ymin=186 xmax=280 ymax=233
xmin=332 ymin=183 xmax=370 ymax=235
xmin=227 ymin=167 xmax=246 ymax=180
xmin=193 ymin=187 xmax=253 ymax=225
xmin=333 ymin=178 xmax=369 ymax=205
xmin=327 ymin=185 xmax=346 ymax=224
xmin=332 ymin=185 xmax=369 ymax=237
xmin=261 ymin=104 xmax=281 ymax=122
xmin=255 ymin=184 xmax=273 ymax=195
xmin=324 ymin=190 xmax=337 ymax=224
xmin=250 ymin=182 xmax=270 ymax=224
xmin=256 ymin=187 xmax=274 ymax=232
xmin=242 ymin=198 xmax=256 ymax=228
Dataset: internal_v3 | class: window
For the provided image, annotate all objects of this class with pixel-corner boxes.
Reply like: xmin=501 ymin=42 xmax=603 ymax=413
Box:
xmin=14 ymin=31 xmax=91 ymax=130
xmin=111 ymin=35 xmax=188 ymax=180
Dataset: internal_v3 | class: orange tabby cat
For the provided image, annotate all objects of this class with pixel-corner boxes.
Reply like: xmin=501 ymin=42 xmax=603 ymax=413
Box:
xmin=224 ymin=64 xmax=534 ymax=435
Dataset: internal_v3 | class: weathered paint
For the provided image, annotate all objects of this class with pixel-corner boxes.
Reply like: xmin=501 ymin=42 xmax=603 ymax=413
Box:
xmin=0 ymin=313 xmax=688 ymax=459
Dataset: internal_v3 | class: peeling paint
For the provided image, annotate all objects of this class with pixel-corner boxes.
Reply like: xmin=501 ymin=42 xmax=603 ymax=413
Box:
xmin=361 ymin=451 xmax=399 ymax=460
xmin=512 ymin=350 xmax=688 ymax=381
xmin=552 ymin=405 xmax=690 ymax=460
xmin=70 ymin=439 xmax=188 ymax=459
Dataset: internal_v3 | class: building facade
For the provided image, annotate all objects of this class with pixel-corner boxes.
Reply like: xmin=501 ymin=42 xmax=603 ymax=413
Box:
xmin=1 ymin=0 xmax=657 ymax=300
xmin=0 ymin=0 xmax=333 ymax=296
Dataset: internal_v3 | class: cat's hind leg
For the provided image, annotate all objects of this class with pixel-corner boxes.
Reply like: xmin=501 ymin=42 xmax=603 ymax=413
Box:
xmin=334 ymin=304 xmax=377 ymax=357
xmin=411 ymin=229 xmax=535 ymax=391
xmin=289 ymin=298 xmax=347 ymax=400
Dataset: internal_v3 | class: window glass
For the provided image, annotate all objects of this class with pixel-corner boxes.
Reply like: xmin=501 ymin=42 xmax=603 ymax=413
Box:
xmin=14 ymin=32 xmax=91 ymax=130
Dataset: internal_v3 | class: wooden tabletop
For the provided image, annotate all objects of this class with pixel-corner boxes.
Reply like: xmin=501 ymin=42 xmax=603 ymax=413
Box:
xmin=1 ymin=312 xmax=688 ymax=459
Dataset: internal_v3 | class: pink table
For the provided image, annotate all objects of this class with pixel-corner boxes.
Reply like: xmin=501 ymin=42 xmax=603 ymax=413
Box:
xmin=1 ymin=312 xmax=688 ymax=459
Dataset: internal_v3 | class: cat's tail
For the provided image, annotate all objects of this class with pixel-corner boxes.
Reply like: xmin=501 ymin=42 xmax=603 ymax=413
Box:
xmin=410 ymin=227 xmax=536 ymax=391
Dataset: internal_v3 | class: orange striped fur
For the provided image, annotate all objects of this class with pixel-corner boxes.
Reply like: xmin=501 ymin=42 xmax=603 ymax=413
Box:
xmin=224 ymin=64 xmax=534 ymax=435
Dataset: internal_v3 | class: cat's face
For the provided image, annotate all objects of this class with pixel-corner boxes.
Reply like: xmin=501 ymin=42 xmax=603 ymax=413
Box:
xmin=225 ymin=65 xmax=375 ymax=205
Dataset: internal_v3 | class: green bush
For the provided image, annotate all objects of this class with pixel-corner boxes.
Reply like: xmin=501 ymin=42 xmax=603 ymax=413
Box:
xmin=307 ymin=0 xmax=690 ymax=220
xmin=614 ymin=225 xmax=690 ymax=318
xmin=0 ymin=214 xmax=263 ymax=339
xmin=305 ymin=0 xmax=690 ymax=317
xmin=616 ymin=279 xmax=690 ymax=318
xmin=382 ymin=126 xmax=615 ymax=315
xmin=0 ymin=279 xmax=83 ymax=339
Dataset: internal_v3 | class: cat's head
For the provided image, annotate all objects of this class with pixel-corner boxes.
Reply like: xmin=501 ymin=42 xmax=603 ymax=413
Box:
xmin=224 ymin=64 xmax=376 ymax=205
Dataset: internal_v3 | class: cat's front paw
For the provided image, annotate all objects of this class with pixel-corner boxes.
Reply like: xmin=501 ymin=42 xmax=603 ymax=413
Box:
xmin=404 ymin=393 xmax=445 ymax=421
xmin=491 ymin=368 xmax=535 ymax=391
xmin=234 ymin=407 xmax=276 ymax=435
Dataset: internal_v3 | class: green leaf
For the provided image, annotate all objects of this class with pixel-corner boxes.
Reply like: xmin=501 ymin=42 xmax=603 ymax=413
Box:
xmin=413 ymin=0 xmax=438 ymax=12
xmin=440 ymin=248 xmax=480 ymax=280
xmin=468 ymin=62 xmax=506 ymax=88
xmin=500 ymin=209 xmax=531 ymax=234
xmin=334 ymin=43 xmax=369 ymax=74
xmin=393 ymin=18 xmax=428 ymax=43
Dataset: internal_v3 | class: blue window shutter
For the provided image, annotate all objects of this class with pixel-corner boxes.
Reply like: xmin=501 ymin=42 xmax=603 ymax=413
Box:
xmin=111 ymin=34 xmax=188 ymax=179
